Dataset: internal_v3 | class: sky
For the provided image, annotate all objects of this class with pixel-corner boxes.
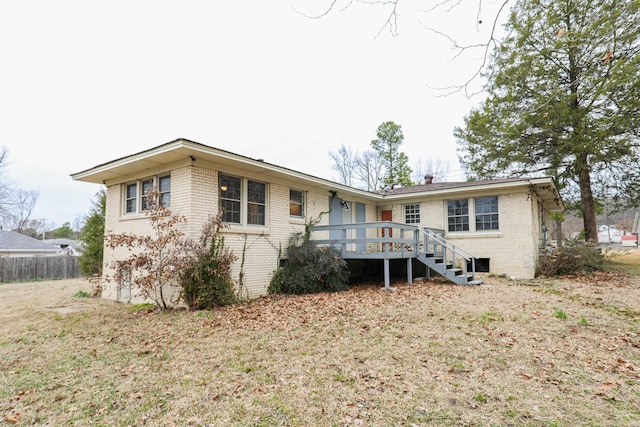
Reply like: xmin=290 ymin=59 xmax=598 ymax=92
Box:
xmin=0 ymin=0 xmax=506 ymax=229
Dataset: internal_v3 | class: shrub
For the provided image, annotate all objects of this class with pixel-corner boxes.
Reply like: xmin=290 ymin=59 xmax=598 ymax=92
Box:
xmin=268 ymin=233 xmax=349 ymax=295
xmin=104 ymin=189 xmax=186 ymax=310
xmin=536 ymin=240 xmax=604 ymax=276
xmin=179 ymin=213 xmax=237 ymax=309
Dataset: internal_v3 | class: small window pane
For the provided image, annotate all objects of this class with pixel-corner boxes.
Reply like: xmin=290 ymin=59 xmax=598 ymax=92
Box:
xmin=248 ymin=181 xmax=265 ymax=204
xmin=405 ymin=204 xmax=421 ymax=224
xmin=222 ymin=200 xmax=241 ymax=223
xmin=247 ymin=203 xmax=265 ymax=225
xmin=289 ymin=189 xmax=304 ymax=217
xmin=220 ymin=175 xmax=241 ymax=201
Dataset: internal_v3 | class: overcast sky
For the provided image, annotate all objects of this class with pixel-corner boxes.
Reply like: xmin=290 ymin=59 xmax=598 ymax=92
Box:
xmin=0 ymin=0 xmax=505 ymax=228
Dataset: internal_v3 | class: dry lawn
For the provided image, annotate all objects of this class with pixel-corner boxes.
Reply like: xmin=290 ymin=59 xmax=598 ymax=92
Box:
xmin=1 ymin=270 xmax=640 ymax=426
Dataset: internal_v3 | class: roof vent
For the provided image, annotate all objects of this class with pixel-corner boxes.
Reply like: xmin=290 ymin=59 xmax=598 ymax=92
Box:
xmin=424 ymin=174 xmax=434 ymax=184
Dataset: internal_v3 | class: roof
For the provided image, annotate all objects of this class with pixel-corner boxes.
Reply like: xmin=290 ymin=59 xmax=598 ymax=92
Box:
xmin=71 ymin=138 xmax=375 ymax=200
xmin=376 ymin=177 xmax=564 ymax=209
xmin=71 ymin=138 xmax=563 ymax=208
xmin=0 ymin=230 xmax=61 ymax=253
xmin=377 ymin=178 xmax=541 ymax=195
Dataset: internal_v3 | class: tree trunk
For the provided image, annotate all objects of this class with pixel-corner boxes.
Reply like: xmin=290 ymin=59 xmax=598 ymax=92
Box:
xmin=577 ymin=154 xmax=598 ymax=242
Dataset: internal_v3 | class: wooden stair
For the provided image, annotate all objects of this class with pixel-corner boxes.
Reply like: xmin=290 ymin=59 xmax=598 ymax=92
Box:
xmin=416 ymin=229 xmax=482 ymax=286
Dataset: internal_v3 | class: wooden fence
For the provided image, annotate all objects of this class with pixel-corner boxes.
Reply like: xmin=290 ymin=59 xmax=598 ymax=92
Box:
xmin=0 ymin=256 xmax=81 ymax=282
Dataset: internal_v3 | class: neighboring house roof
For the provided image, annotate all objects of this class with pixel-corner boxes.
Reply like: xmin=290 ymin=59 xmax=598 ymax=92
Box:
xmin=43 ymin=238 xmax=84 ymax=256
xmin=44 ymin=238 xmax=77 ymax=247
xmin=0 ymin=230 xmax=61 ymax=255
xmin=71 ymin=138 xmax=564 ymax=209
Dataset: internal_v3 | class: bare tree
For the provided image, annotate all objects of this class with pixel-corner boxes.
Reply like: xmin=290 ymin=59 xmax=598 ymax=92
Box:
xmin=6 ymin=190 xmax=39 ymax=232
xmin=72 ymin=214 xmax=85 ymax=240
xmin=329 ymin=144 xmax=358 ymax=186
xmin=412 ymin=158 xmax=450 ymax=183
xmin=354 ymin=149 xmax=385 ymax=190
xmin=299 ymin=0 xmax=511 ymax=96
xmin=0 ymin=147 xmax=11 ymax=222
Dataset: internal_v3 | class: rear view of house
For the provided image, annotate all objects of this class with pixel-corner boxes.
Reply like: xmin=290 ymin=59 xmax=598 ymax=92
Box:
xmin=72 ymin=138 xmax=563 ymax=304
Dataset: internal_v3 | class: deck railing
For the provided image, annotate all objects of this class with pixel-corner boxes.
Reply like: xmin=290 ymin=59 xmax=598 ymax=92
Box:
xmin=309 ymin=222 xmax=478 ymax=286
xmin=308 ymin=221 xmax=420 ymax=259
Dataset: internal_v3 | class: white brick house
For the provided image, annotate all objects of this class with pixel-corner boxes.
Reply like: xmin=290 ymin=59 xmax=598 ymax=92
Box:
xmin=72 ymin=138 xmax=563 ymax=303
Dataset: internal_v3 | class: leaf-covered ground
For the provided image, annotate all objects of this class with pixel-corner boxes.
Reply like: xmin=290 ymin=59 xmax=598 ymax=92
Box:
xmin=1 ymin=272 xmax=640 ymax=426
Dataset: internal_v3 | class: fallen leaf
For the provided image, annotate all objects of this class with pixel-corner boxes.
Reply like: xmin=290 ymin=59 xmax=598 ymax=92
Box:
xmin=5 ymin=413 xmax=21 ymax=423
xmin=602 ymin=51 xmax=614 ymax=64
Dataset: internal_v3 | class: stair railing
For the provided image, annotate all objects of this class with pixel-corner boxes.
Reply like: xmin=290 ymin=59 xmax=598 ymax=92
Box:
xmin=421 ymin=228 xmax=477 ymax=282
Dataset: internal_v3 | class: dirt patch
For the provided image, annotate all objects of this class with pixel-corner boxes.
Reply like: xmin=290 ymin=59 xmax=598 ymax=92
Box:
xmin=0 ymin=278 xmax=104 ymax=335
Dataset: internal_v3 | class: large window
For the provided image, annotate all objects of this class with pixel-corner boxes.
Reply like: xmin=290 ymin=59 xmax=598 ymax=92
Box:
xmin=447 ymin=199 xmax=469 ymax=231
xmin=475 ymin=197 xmax=499 ymax=230
xmin=447 ymin=196 xmax=499 ymax=232
xmin=405 ymin=203 xmax=421 ymax=224
xmin=219 ymin=173 xmax=267 ymax=226
xmin=123 ymin=174 xmax=171 ymax=215
xmin=289 ymin=189 xmax=305 ymax=217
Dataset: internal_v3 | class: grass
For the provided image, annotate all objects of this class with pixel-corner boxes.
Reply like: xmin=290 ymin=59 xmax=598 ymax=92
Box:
xmin=605 ymin=249 xmax=640 ymax=276
xmin=72 ymin=290 xmax=91 ymax=298
xmin=554 ymin=308 xmax=568 ymax=320
xmin=2 ymin=275 xmax=640 ymax=425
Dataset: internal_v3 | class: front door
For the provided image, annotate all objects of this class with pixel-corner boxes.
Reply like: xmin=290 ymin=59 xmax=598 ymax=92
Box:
xmin=381 ymin=210 xmax=393 ymax=249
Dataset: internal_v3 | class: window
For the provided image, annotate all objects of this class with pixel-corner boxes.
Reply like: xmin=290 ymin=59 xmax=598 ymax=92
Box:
xmin=123 ymin=174 xmax=171 ymax=215
xmin=447 ymin=197 xmax=499 ymax=232
xmin=247 ymin=181 xmax=266 ymax=225
xmin=405 ymin=203 xmax=421 ymax=224
xmin=141 ymin=178 xmax=154 ymax=211
xmin=475 ymin=197 xmax=499 ymax=230
xmin=125 ymin=183 xmax=138 ymax=214
xmin=448 ymin=199 xmax=469 ymax=231
xmin=220 ymin=174 xmax=241 ymax=223
xmin=289 ymin=189 xmax=304 ymax=217
xmin=219 ymin=173 xmax=267 ymax=226
xmin=159 ymin=175 xmax=171 ymax=207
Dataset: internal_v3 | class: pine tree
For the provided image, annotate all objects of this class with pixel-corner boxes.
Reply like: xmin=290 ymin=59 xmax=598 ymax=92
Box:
xmin=78 ymin=189 xmax=106 ymax=276
xmin=455 ymin=0 xmax=640 ymax=242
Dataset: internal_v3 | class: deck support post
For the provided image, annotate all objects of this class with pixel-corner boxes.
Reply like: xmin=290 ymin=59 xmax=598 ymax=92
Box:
xmin=381 ymin=258 xmax=396 ymax=291
xmin=407 ymin=258 xmax=413 ymax=284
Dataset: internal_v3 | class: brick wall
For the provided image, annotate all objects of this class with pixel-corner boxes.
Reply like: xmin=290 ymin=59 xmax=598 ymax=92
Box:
xmin=102 ymin=164 xmax=334 ymax=302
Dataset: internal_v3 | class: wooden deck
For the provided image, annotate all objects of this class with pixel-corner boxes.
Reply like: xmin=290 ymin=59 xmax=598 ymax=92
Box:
xmin=309 ymin=222 xmax=480 ymax=289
